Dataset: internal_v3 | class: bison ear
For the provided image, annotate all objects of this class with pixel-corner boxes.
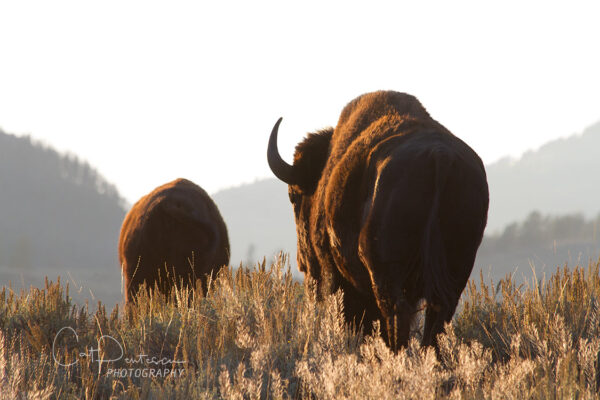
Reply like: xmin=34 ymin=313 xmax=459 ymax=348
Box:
xmin=293 ymin=127 xmax=333 ymax=194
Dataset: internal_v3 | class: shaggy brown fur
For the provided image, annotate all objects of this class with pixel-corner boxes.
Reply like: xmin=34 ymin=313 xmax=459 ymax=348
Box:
xmin=119 ymin=178 xmax=229 ymax=303
xmin=268 ymin=91 xmax=489 ymax=350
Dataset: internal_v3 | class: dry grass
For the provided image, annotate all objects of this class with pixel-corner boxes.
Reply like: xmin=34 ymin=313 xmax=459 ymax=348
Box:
xmin=1 ymin=255 xmax=599 ymax=399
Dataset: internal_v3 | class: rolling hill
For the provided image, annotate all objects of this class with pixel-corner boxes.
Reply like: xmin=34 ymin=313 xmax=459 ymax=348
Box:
xmin=486 ymin=120 xmax=600 ymax=232
xmin=0 ymin=129 xmax=126 ymax=307
xmin=213 ymin=120 xmax=600 ymax=283
xmin=1 ymin=119 xmax=600 ymax=306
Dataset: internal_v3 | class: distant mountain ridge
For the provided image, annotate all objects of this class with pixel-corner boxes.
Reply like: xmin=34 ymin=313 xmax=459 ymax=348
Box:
xmin=0 ymin=129 xmax=126 ymax=306
xmin=486 ymin=120 xmax=600 ymax=232
xmin=2 ymin=119 xmax=600 ymax=306
xmin=212 ymin=120 xmax=600 ymax=281
xmin=211 ymin=178 xmax=297 ymax=271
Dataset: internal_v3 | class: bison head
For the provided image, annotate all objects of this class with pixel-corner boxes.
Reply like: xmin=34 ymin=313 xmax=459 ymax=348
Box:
xmin=267 ymin=118 xmax=333 ymax=277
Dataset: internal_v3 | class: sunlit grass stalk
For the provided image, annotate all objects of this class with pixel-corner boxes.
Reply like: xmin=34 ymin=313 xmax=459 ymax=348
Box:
xmin=0 ymin=255 xmax=599 ymax=399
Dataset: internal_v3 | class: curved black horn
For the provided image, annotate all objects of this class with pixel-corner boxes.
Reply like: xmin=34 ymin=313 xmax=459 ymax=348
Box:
xmin=267 ymin=117 xmax=295 ymax=184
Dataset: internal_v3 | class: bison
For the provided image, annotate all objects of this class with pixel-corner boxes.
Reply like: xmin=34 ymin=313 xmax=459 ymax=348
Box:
xmin=119 ymin=178 xmax=229 ymax=303
xmin=267 ymin=91 xmax=489 ymax=350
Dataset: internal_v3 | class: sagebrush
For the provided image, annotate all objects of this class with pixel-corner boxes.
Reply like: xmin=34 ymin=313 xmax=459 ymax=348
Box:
xmin=1 ymin=255 xmax=599 ymax=399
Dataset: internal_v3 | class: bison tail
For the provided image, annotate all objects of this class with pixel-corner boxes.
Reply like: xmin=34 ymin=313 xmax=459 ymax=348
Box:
xmin=422 ymin=150 xmax=456 ymax=308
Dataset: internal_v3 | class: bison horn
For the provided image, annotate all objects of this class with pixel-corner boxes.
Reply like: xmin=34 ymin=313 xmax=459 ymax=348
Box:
xmin=267 ymin=117 xmax=296 ymax=184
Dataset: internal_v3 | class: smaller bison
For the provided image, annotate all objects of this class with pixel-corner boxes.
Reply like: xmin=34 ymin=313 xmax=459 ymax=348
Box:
xmin=119 ymin=178 xmax=229 ymax=302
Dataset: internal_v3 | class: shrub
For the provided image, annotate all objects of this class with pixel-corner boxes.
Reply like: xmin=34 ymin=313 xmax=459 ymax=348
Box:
xmin=1 ymin=256 xmax=599 ymax=399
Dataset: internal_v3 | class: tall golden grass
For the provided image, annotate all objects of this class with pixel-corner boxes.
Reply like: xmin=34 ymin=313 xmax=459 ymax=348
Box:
xmin=1 ymin=254 xmax=599 ymax=399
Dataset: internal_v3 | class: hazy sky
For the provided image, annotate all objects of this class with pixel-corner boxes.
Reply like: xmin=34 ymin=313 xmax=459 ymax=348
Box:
xmin=1 ymin=1 xmax=599 ymax=205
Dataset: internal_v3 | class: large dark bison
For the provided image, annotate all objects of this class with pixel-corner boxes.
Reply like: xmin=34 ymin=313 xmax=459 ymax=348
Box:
xmin=268 ymin=91 xmax=489 ymax=350
xmin=119 ymin=178 xmax=229 ymax=303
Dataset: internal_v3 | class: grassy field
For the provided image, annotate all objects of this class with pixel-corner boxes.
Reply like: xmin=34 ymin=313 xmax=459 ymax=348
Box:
xmin=1 ymin=254 xmax=599 ymax=399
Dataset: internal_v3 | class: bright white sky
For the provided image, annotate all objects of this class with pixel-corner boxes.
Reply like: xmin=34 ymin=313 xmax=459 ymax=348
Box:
xmin=1 ymin=1 xmax=599 ymax=205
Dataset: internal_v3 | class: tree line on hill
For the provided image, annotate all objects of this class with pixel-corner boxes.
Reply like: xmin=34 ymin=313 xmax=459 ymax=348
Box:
xmin=0 ymin=129 xmax=126 ymax=307
xmin=0 ymin=129 xmax=126 ymax=271
xmin=2 ymin=120 xmax=600 ymax=305
xmin=480 ymin=211 xmax=600 ymax=254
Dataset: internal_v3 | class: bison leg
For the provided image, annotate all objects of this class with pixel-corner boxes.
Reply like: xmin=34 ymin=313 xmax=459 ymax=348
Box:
xmin=366 ymin=270 xmax=419 ymax=351
xmin=421 ymin=299 xmax=458 ymax=349
xmin=337 ymin=278 xmax=385 ymax=337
